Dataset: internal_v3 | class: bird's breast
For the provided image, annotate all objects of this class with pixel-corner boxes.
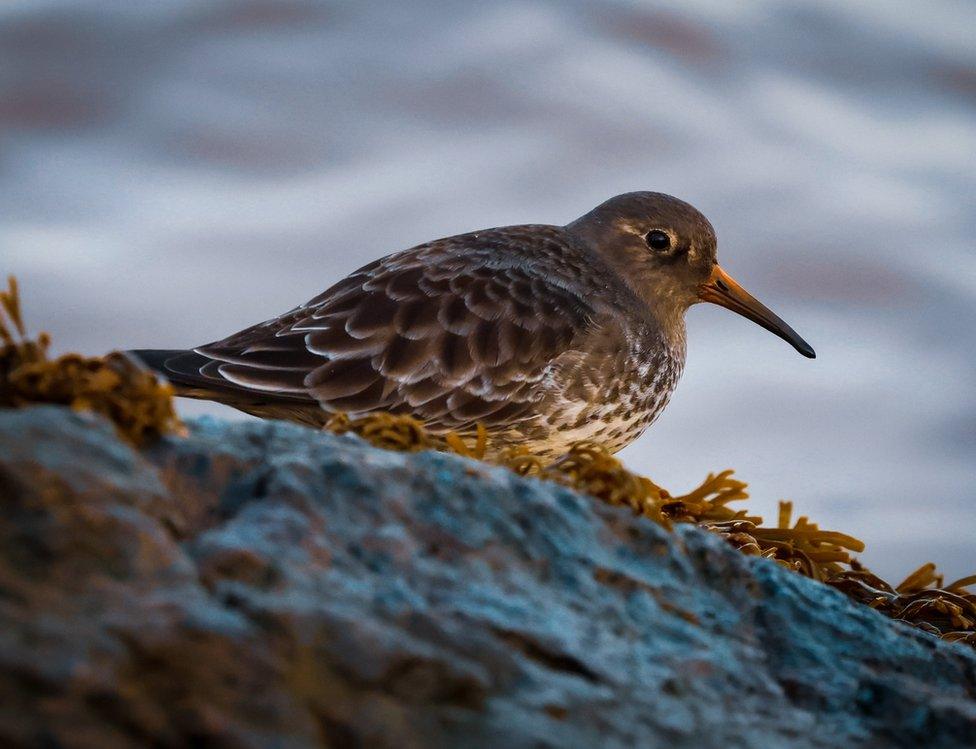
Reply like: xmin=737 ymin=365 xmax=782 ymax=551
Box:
xmin=531 ymin=333 xmax=686 ymax=455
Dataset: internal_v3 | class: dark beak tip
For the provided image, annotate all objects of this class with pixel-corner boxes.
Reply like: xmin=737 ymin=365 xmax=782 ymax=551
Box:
xmin=797 ymin=341 xmax=816 ymax=359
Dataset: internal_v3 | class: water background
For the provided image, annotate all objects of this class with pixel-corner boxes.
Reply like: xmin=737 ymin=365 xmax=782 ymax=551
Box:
xmin=3 ymin=0 xmax=974 ymax=580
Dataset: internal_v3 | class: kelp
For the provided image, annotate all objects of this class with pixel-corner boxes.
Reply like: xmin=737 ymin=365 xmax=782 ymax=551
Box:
xmin=323 ymin=411 xmax=976 ymax=648
xmin=0 ymin=276 xmax=180 ymax=445
xmin=0 ymin=276 xmax=972 ymax=648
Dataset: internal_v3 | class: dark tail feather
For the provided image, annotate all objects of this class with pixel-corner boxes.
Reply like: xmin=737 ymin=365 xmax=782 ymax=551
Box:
xmin=128 ymin=348 xmax=322 ymax=425
xmin=129 ymin=349 xmax=214 ymax=392
xmin=128 ymin=348 xmax=260 ymax=403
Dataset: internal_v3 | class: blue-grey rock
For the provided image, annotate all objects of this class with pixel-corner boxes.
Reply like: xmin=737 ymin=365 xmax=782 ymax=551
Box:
xmin=0 ymin=405 xmax=974 ymax=748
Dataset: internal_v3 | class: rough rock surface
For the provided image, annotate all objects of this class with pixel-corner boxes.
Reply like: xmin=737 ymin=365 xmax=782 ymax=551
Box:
xmin=0 ymin=406 xmax=974 ymax=749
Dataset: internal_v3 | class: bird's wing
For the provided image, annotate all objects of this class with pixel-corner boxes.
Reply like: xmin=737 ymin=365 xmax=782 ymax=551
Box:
xmin=194 ymin=227 xmax=599 ymax=431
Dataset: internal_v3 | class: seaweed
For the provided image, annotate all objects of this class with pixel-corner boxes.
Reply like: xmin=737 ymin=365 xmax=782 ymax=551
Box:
xmin=0 ymin=277 xmax=181 ymax=445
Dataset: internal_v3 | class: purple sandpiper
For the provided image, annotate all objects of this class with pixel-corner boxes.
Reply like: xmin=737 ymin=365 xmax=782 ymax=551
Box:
xmin=132 ymin=192 xmax=814 ymax=457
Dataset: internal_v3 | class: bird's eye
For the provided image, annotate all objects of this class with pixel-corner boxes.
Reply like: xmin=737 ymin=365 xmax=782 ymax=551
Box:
xmin=644 ymin=230 xmax=671 ymax=252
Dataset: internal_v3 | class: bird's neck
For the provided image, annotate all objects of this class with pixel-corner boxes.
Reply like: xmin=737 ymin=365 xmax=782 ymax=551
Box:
xmin=641 ymin=301 xmax=688 ymax=354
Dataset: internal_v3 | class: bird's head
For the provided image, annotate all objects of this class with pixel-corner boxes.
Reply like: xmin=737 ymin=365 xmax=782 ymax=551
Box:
xmin=567 ymin=191 xmax=815 ymax=358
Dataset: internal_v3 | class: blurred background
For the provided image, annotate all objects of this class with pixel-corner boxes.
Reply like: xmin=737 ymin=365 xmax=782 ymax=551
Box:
xmin=2 ymin=0 xmax=973 ymax=580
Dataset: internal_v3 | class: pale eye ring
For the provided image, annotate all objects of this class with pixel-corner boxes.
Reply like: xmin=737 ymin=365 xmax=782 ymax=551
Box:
xmin=644 ymin=230 xmax=671 ymax=251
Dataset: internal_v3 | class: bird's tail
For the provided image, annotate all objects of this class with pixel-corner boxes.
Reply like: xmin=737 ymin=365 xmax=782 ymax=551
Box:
xmin=127 ymin=348 xmax=324 ymax=426
xmin=128 ymin=349 xmax=230 ymax=400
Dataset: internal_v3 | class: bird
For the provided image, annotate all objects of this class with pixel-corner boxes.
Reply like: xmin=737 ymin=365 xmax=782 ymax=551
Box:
xmin=131 ymin=192 xmax=814 ymax=458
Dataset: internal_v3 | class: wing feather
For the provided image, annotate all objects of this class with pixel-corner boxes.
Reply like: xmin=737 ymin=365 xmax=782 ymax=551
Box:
xmin=189 ymin=226 xmax=600 ymax=431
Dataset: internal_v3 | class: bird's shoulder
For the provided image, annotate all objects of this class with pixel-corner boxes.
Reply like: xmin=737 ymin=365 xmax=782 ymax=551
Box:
xmin=366 ymin=223 xmax=612 ymax=297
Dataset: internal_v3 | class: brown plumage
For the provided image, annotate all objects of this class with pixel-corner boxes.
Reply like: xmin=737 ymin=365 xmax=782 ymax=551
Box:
xmin=132 ymin=192 xmax=814 ymax=457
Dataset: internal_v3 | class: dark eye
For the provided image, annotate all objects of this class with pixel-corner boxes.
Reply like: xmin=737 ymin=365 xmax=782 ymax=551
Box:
xmin=644 ymin=230 xmax=671 ymax=251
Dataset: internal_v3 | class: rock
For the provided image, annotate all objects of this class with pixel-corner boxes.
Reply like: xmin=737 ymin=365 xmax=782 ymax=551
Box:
xmin=0 ymin=405 xmax=974 ymax=748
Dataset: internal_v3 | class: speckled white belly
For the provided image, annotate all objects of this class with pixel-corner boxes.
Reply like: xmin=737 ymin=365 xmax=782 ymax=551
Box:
xmin=522 ymin=337 xmax=687 ymax=457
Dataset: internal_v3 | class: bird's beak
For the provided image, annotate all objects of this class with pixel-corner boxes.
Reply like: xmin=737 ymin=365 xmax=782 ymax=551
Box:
xmin=698 ymin=265 xmax=816 ymax=358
